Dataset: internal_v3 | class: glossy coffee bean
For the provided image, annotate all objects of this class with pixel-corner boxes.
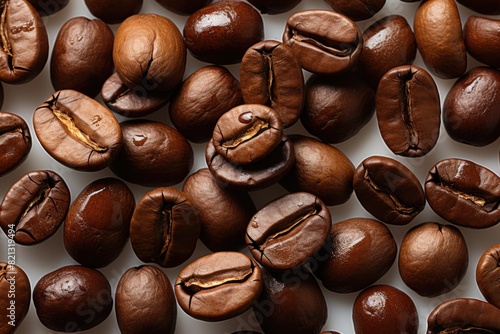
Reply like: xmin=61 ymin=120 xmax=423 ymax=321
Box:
xmin=33 ymin=89 xmax=123 ymax=171
xmin=115 ymin=265 xmax=176 ymax=334
xmin=0 ymin=170 xmax=70 ymax=245
xmin=353 ymin=156 xmax=425 ymax=225
xmin=27 ymin=0 xmax=68 ymax=16
xmin=156 ymin=0 xmax=212 ymax=15
xmin=0 ymin=263 xmax=30 ymax=334
xmin=280 ymin=134 xmax=354 ymax=206
xmin=170 ymin=65 xmax=243 ymax=143
xmin=33 ymin=265 xmax=113 ymax=332
xmin=183 ymin=1 xmax=264 ymax=64
xmin=109 ymin=120 xmax=193 ymax=187
xmin=85 ymin=0 xmax=143 ymax=24
xmin=248 ymin=0 xmax=301 ymax=14
xmin=51 ymin=17 xmax=114 ymax=98
xmin=425 ymin=158 xmax=500 ymax=229
xmin=464 ymin=16 xmax=500 ymax=69
xmin=353 ymin=285 xmax=418 ymax=334
xmin=399 ymin=222 xmax=468 ymax=297
xmin=324 ymin=0 xmax=385 ymax=21
xmin=456 ymin=0 xmax=500 ymax=15
xmin=182 ymin=168 xmax=256 ymax=252
xmin=376 ymin=65 xmax=440 ymax=157
xmin=64 ymin=178 xmax=135 ymax=268
xmin=240 ymin=40 xmax=304 ymax=128
xmin=443 ymin=67 xmax=500 ymax=147
xmin=175 ymin=252 xmax=263 ymax=321
xmin=246 ymin=192 xmax=331 ymax=271
xmin=130 ymin=187 xmax=200 ymax=268
xmin=476 ymin=244 xmax=500 ymax=309
xmin=0 ymin=0 xmax=49 ymax=84
xmin=315 ymin=218 xmax=397 ymax=294
xmin=0 ymin=111 xmax=31 ymax=176
xmin=283 ymin=10 xmax=363 ymax=75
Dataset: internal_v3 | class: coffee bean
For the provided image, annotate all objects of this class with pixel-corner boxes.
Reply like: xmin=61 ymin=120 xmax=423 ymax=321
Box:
xmin=115 ymin=265 xmax=176 ymax=334
xmin=175 ymin=252 xmax=263 ymax=322
xmin=156 ymin=0 xmax=212 ymax=15
xmin=0 ymin=263 xmax=30 ymax=334
xmin=130 ymin=187 xmax=200 ymax=268
xmin=283 ymin=10 xmax=363 ymax=75
xmin=464 ymin=16 xmax=500 ymax=69
xmin=231 ymin=332 xmax=263 ymax=334
xmin=0 ymin=111 xmax=31 ymax=176
xmin=85 ymin=0 xmax=142 ymax=24
xmin=476 ymin=244 xmax=500 ymax=309
xmin=456 ymin=0 xmax=500 ymax=15
xmin=248 ymin=0 xmax=301 ymax=14
xmin=324 ymin=0 xmax=385 ymax=21
xmin=27 ymin=0 xmax=68 ymax=16
xmin=425 ymin=158 xmax=500 ymax=229
xmin=0 ymin=170 xmax=70 ymax=245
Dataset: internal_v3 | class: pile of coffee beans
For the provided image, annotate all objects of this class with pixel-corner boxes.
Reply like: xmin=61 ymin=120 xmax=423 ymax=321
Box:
xmin=0 ymin=0 xmax=499 ymax=333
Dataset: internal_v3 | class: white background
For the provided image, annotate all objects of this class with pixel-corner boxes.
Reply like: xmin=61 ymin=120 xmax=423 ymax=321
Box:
xmin=0 ymin=0 xmax=499 ymax=333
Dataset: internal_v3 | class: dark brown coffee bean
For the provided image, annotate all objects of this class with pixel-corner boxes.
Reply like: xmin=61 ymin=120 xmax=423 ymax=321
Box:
xmin=353 ymin=285 xmax=418 ymax=334
xmin=456 ymin=0 xmax=500 ymax=15
xmin=353 ymin=156 xmax=425 ymax=225
xmin=50 ymin=17 xmax=114 ymax=98
xmin=0 ymin=263 xmax=30 ymax=334
xmin=302 ymin=72 xmax=375 ymax=143
xmin=182 ymin=168 xmax=256 ymax=252
xmin=34 ymin=90 xmax=123 ymax=171
xmin=240 ymin=40 xmax=304 ymax=128
xmin=248 ymin=0 xmax=301 ymax=14
xmin=114 ymin=14 xmax=186 ymax=92
xmin=246 ymin=192 xmax=331 ymax=271
xmin=427 ymin=298 xmax=500 ymax=333
xmin=115 ymin=265 xmax=176 ymax=334
xmin=425 ymin=158 xmax=500 ymax=229
xmin=101 ymin=72 xmax=171 ymax=118
xmin=414 ymin=0 xmax=466 ymax=79
xmin=324 ymin=0 xmax=385 ymax=21
xmin=231 ymin=332 xmax=263 ymax=334
xmin=27 ymin=0 xmax=68 ymax=16
xmin=0 ymin=0 xmax=49 ymax=84
xmin=175 ymin=252 xmax=263 ymax=322
xmin=130 ymin=187 xmax=200 ymax=268
xmin=0 ymin=111 xmax=31 ymax=176
xmin=156 ymin=0 xmax=212 ymax=15
xmin=464 ymin=16 xmax=500 ymax=69
xmin=376 ymin=65 xmax=440 ymax=157
xmin=283 ymin=10 xmax=363 ymax=75
xmin=476 ymin=244 xmax=500 ymax=309
xmin=85 ymin=0 xmax=142 ymax=24
xmin=109 ymin=120 xmax=193 ymax=187
xmin=315 ymin=218 xmax=397 ymax=293
xmin=183 ymin=1 xmax=264 ymax=64
xmin=64 ymin=177 xmax=135 ymax=268
xmin=212 ymin=104 xmax=283 ymax=165
xmin=399 ymin=222 xmax=468 ymax=297
xmin=33 ymin=265 xmax=113 ymax=332
xmin=0 ymin=170 xmax=70 ymax=245
xmin=443 ymin=67 xmax=500 ymax=147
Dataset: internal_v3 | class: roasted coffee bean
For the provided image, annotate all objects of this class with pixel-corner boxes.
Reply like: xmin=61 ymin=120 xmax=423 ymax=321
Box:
xmin=353 ymin=285 xmax=418 ymax=334
xmin=231 ymin=332 xmax=263 ymax=334
xmin=85 ymin=0 xmax=142 ymax=24
xmin=115 ymin=265 xmax=176 ymax=334
xmin=101 ymin=72 xmax=171 ymax=118
xmin=476 ymin=244 xmax=500 ymax=309
xmin=283 ymin=10 xmax=363 ymax=75
xmin=64 ymin=177 xmax=135 ymax=268
xmin=353 ymin=156 xmax=425 ymax=225
xmin=315 ymin=218 xmax=397 ymax=293
xmin=376 ymin=65 xmax=440 ymax=157
xmin=324 ymin=0 xmax=385 ymax=21
xmin=33 ymin=265 xmax=113 ymax=332
xmin=109 ymin=120 xmax=193 ymax=187
xmin=253 ymin=270 xmax=327 ymax=334
xmin=246 ymin=192 xmax=331 ymax=271
xmin=280 ymin=134 xmax=354 ymax=206
xmin=464 ymin=16 xmax=500 ymax=69
xmin=358 ymin=15 xmax=417 ymax=90
xmin=427 ymin=298 xmax=500 ymax=333
xmin=399 ymin=222 xmax=468 ymax=297
xmin=425 ymin=158 xmax=500 ymax=229
xmin=156 ymin=0 xmax=212 ymax=15
xmin=321 ymin=332 xmax=341 ymax=334
xmin=413 ymin=0 xmax=466 ymax=79
xmin=212 ymin=104 xmax=283 ymax=165
xmin=114 ymin=14 xmax=186 ymax=92
xmin=456 ymin=0 xmax=500 ymax=15
xmin=0 ymin=170 xmax=70 ymax=245
xmin=33 ymin=90 xmax=123 ymax=171
xmin=240 ymin=40 xmax=304 ymax=128
xmin=175 ymin=252 xmax=263 ymax=321
xmin=130 ymin=187 xmax=200 ymax=268
xmin=0 ymin=263 xmax=30 ymax=334
xmin=248 ymin=0 xmax=301 ymax=14
xmin=183 ymin=1 xmax=264 ymax=64
xmin=0 ymin=111 xmax=31 ymax=176
xmin=0 ymin=0 xmax=49 ymax=84
xmin=27 ymin=0 xmax=68 ymax=16
xmin=182 ymin=168 xmax=256 ymax=252
xmin=443 ymin=67 xmax=500 ymax=147
xmin=301 ymin=72 xmax=375 ymax=143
